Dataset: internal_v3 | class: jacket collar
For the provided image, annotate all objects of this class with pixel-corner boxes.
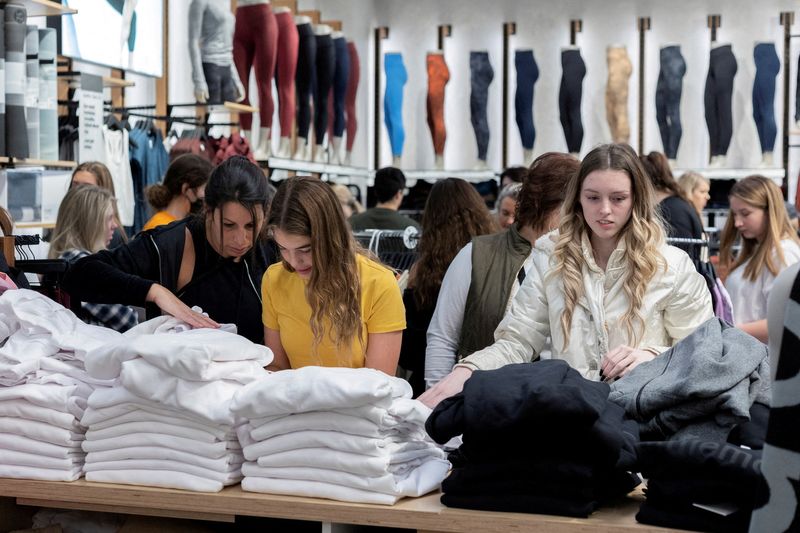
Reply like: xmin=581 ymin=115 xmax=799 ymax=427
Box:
xmin=580 ymin=232 xmax=627 ymax=275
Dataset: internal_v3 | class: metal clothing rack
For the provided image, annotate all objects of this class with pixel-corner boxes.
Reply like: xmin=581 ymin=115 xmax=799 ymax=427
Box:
xmin=353 ymin=229 xmax=420 ymax=271
xmin=666 ymin=236 xmax=711 ymax=262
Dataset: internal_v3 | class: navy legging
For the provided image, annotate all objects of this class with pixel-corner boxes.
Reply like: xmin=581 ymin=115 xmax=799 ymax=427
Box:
xmin=704 ymin=45 xmax=737 ymax=157
xmin=384 ymin=52 xmax=407 ymax=157
xmin=470 ymin=51 xmax=494 ymax=161
xmin=752 ymin=43 xmax=780 ymax=153
xmin=514 ymin=49 xmax=539 ymax=151
xmin=330 ymin=36 xmax=350 ymax=138
xmin=655 ymin=46 xmax=686 ymax=160
xmin=559 ymin=49 xmax=586 ymax=154
xmin=295 ymin=22 xmax=316 ymax=139
xmin=313 ymin=33 xmax=335 ymax=145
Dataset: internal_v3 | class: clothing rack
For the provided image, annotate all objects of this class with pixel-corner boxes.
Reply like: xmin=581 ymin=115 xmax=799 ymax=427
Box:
xmin=354 ymin=229 xmax=420 ymax=271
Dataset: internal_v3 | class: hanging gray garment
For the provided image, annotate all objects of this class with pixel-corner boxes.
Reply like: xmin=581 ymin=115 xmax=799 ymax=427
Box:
xmin=0 ymin=8 xmax=6 ymax=156
xmin=5 ymin=4 xmax=28 ymax=158
xmin=38 ymin=28 xmax=56 ymax=161
xmin=25 ymin=24 xmax=38 ymax=159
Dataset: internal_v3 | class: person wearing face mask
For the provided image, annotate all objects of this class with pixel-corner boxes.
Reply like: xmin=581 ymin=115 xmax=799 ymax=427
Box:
xmin=48 ymin=185 xmax=137 ymax=332
xmin=420 ymin=143 xmax=712 ymax=408
xmin=143 ymin=154 xmax=213 ymax=231
xmin=263 ymin=176 xmax=405 ymax=374
xmin=62 ymin=157 xmax=277 ymax=344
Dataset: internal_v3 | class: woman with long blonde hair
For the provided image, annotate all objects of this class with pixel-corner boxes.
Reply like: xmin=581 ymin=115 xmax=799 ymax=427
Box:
xmin=420 ymin=143 xmax=712 ymax=408
xmin=719 ymin=176 xmax=800 ymax=342
xmin=263 ymin=176 xmax=405 ymax=374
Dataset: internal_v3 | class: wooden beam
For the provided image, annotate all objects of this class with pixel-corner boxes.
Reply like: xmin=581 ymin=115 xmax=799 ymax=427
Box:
xmin=321 ymin=20 xmax=343 ymax=31
xmin=297 ymin=10 xmax=321 ymax=24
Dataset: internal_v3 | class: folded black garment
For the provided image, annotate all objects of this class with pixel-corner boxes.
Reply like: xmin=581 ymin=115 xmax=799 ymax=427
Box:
xmin=636 ymin=499 xmax=751 ymax=533
xmin=441 ymin=490 xmax=598 ymax=518
xmin=727 ymin=402 xmax=769 ymax=450
xmin=645 ymin=476 xmax=759 ymax=507
xmin=426 ymin=361 xmax=610 ymax=443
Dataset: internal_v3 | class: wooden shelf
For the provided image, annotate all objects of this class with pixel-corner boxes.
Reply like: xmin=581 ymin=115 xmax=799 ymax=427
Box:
xmin=0 ymin=158 xmax=77 ymax=169
xmin=264 ymin=157 xmax=370 ymax=178
xmin=223 ymin=101 xmax=259 ymax=114
xmin=59 ymin=75 xmax=135 ymax=88
xmin=14 ymin=220 xmax=56 ymax=229
xmin=8 ymin=0 xmax=76 ymax=17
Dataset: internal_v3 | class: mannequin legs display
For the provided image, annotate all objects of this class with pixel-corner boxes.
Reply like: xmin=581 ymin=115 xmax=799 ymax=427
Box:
xmin=426 ymin=53 xmax=450 ymax=164
xmin=655 ymin=46 xmax=686 ymax=161
xmin=254 ymin=127 xmax=271 ymax=160
xmin=559 ymin=49 xmax=586 ymax=155
xmin=233 ymin=3 xmax=278 ymax=132
xmin=275 ymin=137 xmax=291 ymax=159
xmin=0 ymin=16 xmax=5 ymax=156
xmin=5 ymin=4 xmax=29 ymax=159
xmin=25 ymin=24 xmax=39 ymax=159
xmin=202 ymin=62 xmax=237 ymax=104
xmin=752 ymin=42 xmax=779 ymax=162
xmin=294 ymin=22 xmax=316 ymax=154
xmin=344 ymin=41 xmax=360 ymax=165
xmin=329 ymin=36 xmax=350 ymax=165
xmin=605 ymin=46 xmax=632 ymax=144
xmin=704 ymin=44 xmax=737 ymax=159
xmin=384 ymin=52 xmax=407 ymax=161
xmin=274 ymin=11 xmax=298 ymax=141
xmin=470 ymin=51 xmax=494 ymax=166
xmin=38 ymin=28 xmax=57 ymax=161
xmin=514 ymin=50 xmax=538 ymax=152
xmin=312 ymin=33 xmax=335 ymax=162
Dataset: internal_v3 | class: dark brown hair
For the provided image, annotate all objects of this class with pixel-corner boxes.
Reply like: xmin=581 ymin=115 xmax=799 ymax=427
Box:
xmin=639 ymin=151 xmax=687 ymax=201
xmin=516 ymin=152 xmax=580 ymax=232
xmin=146 ymin=154 xmax=212 ymax=210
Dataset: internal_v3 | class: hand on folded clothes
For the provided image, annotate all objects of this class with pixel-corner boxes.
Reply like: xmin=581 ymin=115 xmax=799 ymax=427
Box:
xmin=146 ymin=284 xmax=219 ymax=330
xmin=418 ymin=366 xmax=473 ymax=409
xmin=601 ymin=345 xmax=655 ymax=381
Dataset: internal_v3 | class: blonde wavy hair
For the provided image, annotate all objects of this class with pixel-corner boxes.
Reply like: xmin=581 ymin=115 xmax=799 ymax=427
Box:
xmin=268 ymin=177 xmax=366 ymax=356
xmin=553 ymin=143 xmax=666 ymax=349
xmin=49 ymin=185 xmax=116 ymax=259
xmin=719 ymin=175 xmax=800 ymax=282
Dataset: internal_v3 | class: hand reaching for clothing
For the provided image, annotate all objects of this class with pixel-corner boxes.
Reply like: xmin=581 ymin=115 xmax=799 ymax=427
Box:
xmin=146 ymin=284 xmax=220 ymax=330
xmin=600 ymin=345 xmax=655 ymax=381
xmin=418 ymin=365 xmax=474 ymax=409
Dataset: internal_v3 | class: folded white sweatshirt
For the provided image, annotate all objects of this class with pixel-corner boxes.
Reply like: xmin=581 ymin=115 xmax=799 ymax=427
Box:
xmin=231 ymin=366 xmax=412 ymax=418
xmin=82 ymin=433 xmax=231 ymax=458
xmin=84 ymin=459 xmax=241 ymax=484
xmin=87 ymin=409 xmax=228 ymax=440
xmin=86 ymin=328 xmax=272 ymax=381
xmin=332 ymin=398 xmax=432 ymax=429
xmin=0 ymin=434 xmax=82 ymax=459
xmin=249 ymin=411 xmax=422 ymax=441
xmin=86 ymin=446 xmax=242 ymax=471
xmin=0 ymin=464 xmax=82 ymax=482
xmin=0 ymin=359 xmax=39 ymax=385
xmin=3 ymin=448 xmax=84 ymax=470
xmin=0 ymin=399 xmax=82 ymax=430
xmin=39 ymin=358 xmax=117 ymax=388
xmin=86 ymin=469 xmax=223 ymax=492
xmin=0 ymin=417 xmax=85 ymax=447
xmin=86 ymin=420 xmax=222 ymax=443
xmin=255 ymin=447 xmax=447 ymax=477
xmin=0 ymin=382 xmax=90 ymax=418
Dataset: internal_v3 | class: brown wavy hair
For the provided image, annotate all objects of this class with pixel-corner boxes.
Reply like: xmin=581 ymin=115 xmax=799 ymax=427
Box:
xmin=553 ymin=143 xmax=666 ymax=349
xmin=410 ymin=178 xmax=497 ymax=308
xmin=268 ymin=177 xmax=365 ymax=354
xmin=516 ymin=152 xmax=580 ymax=232
xmin=639 ymin=151 xmax=688 ymax=202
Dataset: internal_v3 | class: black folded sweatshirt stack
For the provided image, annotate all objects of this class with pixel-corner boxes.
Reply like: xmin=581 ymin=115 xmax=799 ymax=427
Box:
xmin=425 ymin=360 xmax=641 ymax=518
xmin=635 ymin=439 xmax=763 ymax=532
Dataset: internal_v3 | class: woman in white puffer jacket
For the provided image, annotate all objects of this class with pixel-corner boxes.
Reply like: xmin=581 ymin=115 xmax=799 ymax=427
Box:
xmin=420 ymin=143 xmax=713 ymax=408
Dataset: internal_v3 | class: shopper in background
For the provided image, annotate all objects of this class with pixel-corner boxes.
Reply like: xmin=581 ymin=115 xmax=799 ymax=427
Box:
xmin=499 ymin=165 xmax=527 ymax=188
xmin=62 ymin=156 xmax=275 ymax=344
xmin=425 ymin=152 xmax=580 ymax=389
xmin=263 ymin=176 xmax=405 ymax=374
xmin=399 ymin=178 xmax=497 ymax=396
xmin=143 ymin=154 xmax=213 ymax=231
xmin=720 ymin=176 xmax=800 ymax=342
xmin=348 ymin=166 xmax=420 ymax=231
xmin=48 ymin=185 xmax=138 ymax=332
xmin=331 ymin=183 xmax=364 ymax=219
xmin=69 ymin=161 xmax=127 ymax=247
xmin=494 ymin=182 xmax=522 ymax=230
xmin=678 ymin=170 xmax=711 ymax=220
xmin=420 ymin=143 xmax=712 ymax=408
xmin=0 ymin=206 xmax=29 ymax=289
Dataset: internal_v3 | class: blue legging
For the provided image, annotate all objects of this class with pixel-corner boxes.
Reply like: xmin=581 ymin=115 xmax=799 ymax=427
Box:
xmin=514 ymin=49 xmax=539 ymax=151
xmin=384 ymin=53 xmax=407 ymax=157
xmin=753 ymin=42 xmax=780 ymax=153
xmin=470 ymin=51 xmax=494 ymax=161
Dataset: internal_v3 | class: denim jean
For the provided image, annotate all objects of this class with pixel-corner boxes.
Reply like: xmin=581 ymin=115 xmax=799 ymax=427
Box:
xmin=384 ymin=52 xmax=407 ymax=157
xmin=753 ymin=42 xmax=780 ymax=153
xmin=514 ymin=50 xmax=539 ymax=151
xmin=655 ymin=45 xmax=686 ymax=160
xmin=559 ymin=49 xmax=586 ymax=153
xmin=470 ymin=51 xmax=494 ymax=161
xmin=704 ymin=45 xmax=738 ymax=157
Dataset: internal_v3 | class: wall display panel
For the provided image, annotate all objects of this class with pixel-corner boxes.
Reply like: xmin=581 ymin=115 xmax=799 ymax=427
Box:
xmin=56 ymin=0 xmax=164 ymax=77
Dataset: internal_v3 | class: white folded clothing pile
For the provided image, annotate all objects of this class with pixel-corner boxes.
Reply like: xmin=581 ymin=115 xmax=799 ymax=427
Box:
xmin=0 ymin=290 xmax=120 ymax=482
xmin=231 ymin=366 xmax=450 ymax=504
xmin=81 ymin=321 xmax=272 ymax=492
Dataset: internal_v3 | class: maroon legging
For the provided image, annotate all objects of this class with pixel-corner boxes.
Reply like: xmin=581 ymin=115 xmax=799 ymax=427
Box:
xmin=233 ymin=4 xmax=278 ymax=131
xmin=345 ymin=41 xmax=360 ymax=152
xmin=274 ymin=11 xmax=298 ymax=139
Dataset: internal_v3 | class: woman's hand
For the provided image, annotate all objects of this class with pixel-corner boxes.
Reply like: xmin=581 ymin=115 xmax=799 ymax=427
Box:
xmin=146 ymin=284 xmax=219 ymax=330
xmin=418 ymin=366 xmax=473 ymax=409
xmin=600 ymin=345 xmax=655 ymax=381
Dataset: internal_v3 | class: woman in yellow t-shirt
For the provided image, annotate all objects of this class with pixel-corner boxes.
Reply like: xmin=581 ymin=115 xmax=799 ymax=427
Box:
xmin=262 ymin=177 xmax=406 ymax=375
xmin=143 ymin=155 xmax=213 ymax=231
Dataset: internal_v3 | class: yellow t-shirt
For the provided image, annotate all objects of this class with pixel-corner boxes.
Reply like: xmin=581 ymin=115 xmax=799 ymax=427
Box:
xmin=261 ymin=254 xmax=406 ymax=368
xmin=143 ymin=211 xmax=177 ymax=231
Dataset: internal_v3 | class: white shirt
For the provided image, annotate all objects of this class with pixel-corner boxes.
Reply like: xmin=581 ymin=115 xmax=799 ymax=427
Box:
xmin=726 ymin=239 xmax=800 ymax=324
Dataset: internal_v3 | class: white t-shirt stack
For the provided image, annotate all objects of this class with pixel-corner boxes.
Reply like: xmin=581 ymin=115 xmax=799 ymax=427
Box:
xmin=81 ymin=316 xmax=272 ymax=492
xmin=231 ymin=366 xmax=450 ymax=504
xmin=0 ymin=290 xmax=120 ymax=481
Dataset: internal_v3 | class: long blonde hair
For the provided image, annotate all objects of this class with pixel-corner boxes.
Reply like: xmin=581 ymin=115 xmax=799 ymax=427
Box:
xmin=719 ymin=176 xmax=800 ymax=282
xmin=677 ymin=171 xmax=710 ymax=217
xmin=553 ymin=143 xmax=666 ymax=349
xmin=268 ymin=177 xmax=364 ymax=353
xmin=49 ymin=185 xmax=116 ymax=259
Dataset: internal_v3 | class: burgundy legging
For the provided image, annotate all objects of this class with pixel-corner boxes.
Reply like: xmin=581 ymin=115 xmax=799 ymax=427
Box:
xmin=233 ymin=4 xmax=278 ymax=131
xmin=274 ymin=11 xmax=298 ymax=139
xmin=345 ymin=41 xmax=360 ymax=152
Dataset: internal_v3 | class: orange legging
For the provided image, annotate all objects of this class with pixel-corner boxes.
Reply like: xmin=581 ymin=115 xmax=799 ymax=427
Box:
xmin=426 ymin=53 xmax=450 ymax=156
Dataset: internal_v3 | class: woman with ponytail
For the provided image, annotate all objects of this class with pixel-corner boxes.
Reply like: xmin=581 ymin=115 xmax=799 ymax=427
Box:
xmin=143 ymin=154 xmax=213 ymax=231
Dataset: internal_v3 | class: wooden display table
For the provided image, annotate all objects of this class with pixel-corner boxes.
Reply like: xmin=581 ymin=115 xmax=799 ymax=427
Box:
xmin=0 ymin=479 xmax=686 ymax=532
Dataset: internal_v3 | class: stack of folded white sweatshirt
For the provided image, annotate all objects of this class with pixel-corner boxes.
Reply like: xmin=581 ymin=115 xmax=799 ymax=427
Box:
xmin=81 ymin=317 xmax=272 ymax=492
xmin=231 ymin=366 xmax=450 ymax=504
xmin=0 ymin=289 xmax=120 ymax=481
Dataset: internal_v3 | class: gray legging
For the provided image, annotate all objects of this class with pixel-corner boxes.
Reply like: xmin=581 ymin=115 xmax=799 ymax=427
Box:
xmin=25 ymin=24 xmax=39 ymax=159
xmin=38 ymin=28 xmax=57 ymax=161
xmin=5 ymin=4 xmax=28 ymax=158
xmin=0 ymin=8 xmax=5 ymax=156
xmin=470 ymin=51 xmax=494 ymax=162
xmin=655 ymin=45 xmax=686 ymax=160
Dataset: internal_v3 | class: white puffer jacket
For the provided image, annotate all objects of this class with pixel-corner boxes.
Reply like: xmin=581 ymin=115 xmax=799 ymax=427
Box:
xmin=459 ymin=231 xmax=714 ymax=380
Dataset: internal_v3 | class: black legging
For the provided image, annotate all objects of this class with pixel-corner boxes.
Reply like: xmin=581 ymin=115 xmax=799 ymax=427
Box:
xmin=313 ymin=33 xmax=335 ymax=146
xmin=295 ymin=22 xmax=316 ymax=140
xmin=559 ymin=49 xmax=586 ymax=154
xmin=655 ymin=46 xmax=686 ymax=160
xmin=704 ymin=45 xmax=737 ymax=157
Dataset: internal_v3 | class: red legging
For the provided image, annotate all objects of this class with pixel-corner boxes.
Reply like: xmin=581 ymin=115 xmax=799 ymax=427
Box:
xmin=233 ymin=4 xmax=278 ymax=131
xmin=426 ymin=53 xmax=450 ymax=156
xmin=345 ymin=41 xmax=360 ymax=152
xmin=274 ymin=11 xmax=298 ymax=139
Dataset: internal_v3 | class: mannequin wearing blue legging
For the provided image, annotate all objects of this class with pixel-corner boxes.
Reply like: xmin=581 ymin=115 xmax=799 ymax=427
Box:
xmin=384 ymin=52 xmax=407 ymax=166
xmin=752 ymin=41 xmax=780 ymax=167
xmin=470 ymin=51 xmax=494 ymax=169
xmin=514 ymin=49 xmax=538 ymax=165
